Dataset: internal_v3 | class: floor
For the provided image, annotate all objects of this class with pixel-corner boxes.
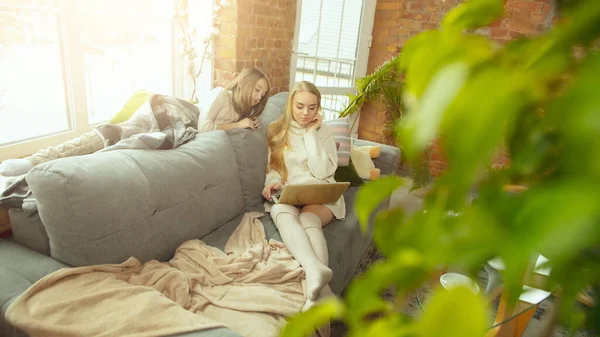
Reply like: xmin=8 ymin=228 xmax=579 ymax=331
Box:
xmin=329 ymin=182 xmax=596 ymax=337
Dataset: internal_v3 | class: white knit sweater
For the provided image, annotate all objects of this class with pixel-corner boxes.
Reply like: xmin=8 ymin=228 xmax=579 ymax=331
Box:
xmin=197 ymin=87 xmax=256 ymax=132
xmin=265 ymin=121 xmax=346 ymax=219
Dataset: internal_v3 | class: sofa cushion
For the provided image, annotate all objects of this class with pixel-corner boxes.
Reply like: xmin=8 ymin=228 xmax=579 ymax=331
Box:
xmin=323 ymin=117 xmax=351 ymax=167
xmin=219 ymin=92 xmax=288 ymax=212
xmin=226 ymin=128 xmax=268 ymax=212
xmin=9 ymin=209 xmax=49 ymax=256
xmin=26 ymin=131 xmax=245 ymax=266
xmin=259 ymin=92 xmax=288 ymax=126
xmin=0 ymin=239 xmax=68 ymax=337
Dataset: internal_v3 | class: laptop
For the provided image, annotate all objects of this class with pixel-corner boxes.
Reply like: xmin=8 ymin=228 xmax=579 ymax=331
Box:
xmin=271 ymin=182 xmax=351 ymax=205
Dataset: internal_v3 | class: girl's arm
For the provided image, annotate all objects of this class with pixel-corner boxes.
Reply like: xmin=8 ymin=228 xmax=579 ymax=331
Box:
xmin=304 ymin=127 xmax=338 ymax=179
xmin=216 ymin=122 xmax=241 ymax=131
xmin=198 ymin=88 xmax=231 ymax=132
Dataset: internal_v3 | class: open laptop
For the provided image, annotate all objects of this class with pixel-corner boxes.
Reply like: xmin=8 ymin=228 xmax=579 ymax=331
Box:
xmin=271 ymin=182 xmax=351 ymax=205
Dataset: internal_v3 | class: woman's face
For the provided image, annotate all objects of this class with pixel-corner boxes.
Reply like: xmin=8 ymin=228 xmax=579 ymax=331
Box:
xmin=251 ymin=78 xmax=269 ymax=107
xmin=292 ymin=91 xmax=319 ymax=126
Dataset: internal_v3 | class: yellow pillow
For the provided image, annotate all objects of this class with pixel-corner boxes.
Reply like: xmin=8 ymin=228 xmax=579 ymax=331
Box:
xmin=109 ymin=90 xmax=154 ymax=124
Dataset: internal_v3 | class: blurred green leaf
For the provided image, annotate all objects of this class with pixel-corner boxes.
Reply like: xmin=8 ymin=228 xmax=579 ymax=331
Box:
xmin=401 ymin=33 xmax=495 ymax=100
xmin=279 ymin=298 xmax=344 ymax=337
xmin=363 ymin=314 xmax=416 ymax=337
xmin=355 ymin=176 xmax=407 ymax=231
xmin=415 ymin=287 xmax=490 ymax=337
xmin=547 ymin=53 xmax=600 ymax=178
xmin=400 ymin=62 xmax=469 ymax=155
xmin=546 ymin=0 xmax=600 ymax=54
xmin=345 ymin=249 xmax=429 ymax=330
xmin=442 ymin=0 xmax=504 ymax=33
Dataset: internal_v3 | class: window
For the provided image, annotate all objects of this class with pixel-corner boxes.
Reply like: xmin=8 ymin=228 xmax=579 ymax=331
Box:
xmin=290 ymin=0 xmax=375 ymax=133
xmin=0 ymin=0 xmax=213 ymax=161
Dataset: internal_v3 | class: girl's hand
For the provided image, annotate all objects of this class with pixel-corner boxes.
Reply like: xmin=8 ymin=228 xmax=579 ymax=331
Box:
xmin=306 ymin=114 xmax=322 ymax=132
xmin=237 ymin=117 xmax=260 ymax=130
xmin=262 ymin=182 xmax=282 ymax=200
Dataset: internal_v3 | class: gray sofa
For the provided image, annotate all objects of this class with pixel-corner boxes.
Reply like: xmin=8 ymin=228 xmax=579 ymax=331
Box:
xmin=0 ymin=92 xmax=400 ymax=337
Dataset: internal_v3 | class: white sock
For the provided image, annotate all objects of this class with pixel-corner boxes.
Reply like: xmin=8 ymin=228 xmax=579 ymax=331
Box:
xmin=0 ymin=158 xmax=33 ymax=176
xmin=302 ymin=284 xmax=335 ymax=312
xmin=273 ymin=210 xmax=332 ymax=301
xmin=299 ymin=212 xmax=329 ymax=266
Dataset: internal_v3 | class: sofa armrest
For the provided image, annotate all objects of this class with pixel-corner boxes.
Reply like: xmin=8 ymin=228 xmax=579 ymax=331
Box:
xmin=353 ymin=139 xmax=401 ymax=176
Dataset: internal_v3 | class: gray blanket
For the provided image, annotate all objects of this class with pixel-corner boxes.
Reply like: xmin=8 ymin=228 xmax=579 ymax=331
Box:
xmin=0 ymin=94 xmax=201 ymax=215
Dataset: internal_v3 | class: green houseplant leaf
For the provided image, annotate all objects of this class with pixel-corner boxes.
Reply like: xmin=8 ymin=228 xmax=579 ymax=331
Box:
xmin=441 ymin=0 xmax=504 ymax=33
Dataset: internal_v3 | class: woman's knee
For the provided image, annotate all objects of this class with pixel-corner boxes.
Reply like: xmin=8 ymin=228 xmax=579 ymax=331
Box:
xmin=301 ymin=205 xmax=334 ymax=227
xmin=270 ymin=204 xmax=299 ymax=224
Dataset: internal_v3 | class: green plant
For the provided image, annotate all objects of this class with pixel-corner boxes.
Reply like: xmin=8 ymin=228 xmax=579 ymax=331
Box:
xmin=339 ymin=42 xmax=434 ymax=189
xmin=281 ymin=0 xmax=600 ymax=336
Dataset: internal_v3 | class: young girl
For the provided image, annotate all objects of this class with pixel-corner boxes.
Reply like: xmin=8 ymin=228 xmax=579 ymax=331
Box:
xmin=262 ymin=81 xmax=344 ymax=311
xmin=0 ymin=68 xmax=271 ymax=176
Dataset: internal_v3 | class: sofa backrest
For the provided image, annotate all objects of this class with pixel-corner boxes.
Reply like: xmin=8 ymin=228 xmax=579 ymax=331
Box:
xmin=225 ymin=92 xmax=288 ymax=212
xmin=26 ymin=131 xmax=245 ymax=266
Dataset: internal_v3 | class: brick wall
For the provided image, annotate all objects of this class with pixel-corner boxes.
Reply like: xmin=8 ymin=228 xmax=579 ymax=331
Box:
xmin=359 ymin=0 xmax=555 ymax=175
xmin=213 ymin=0 xmax=296 ymax=94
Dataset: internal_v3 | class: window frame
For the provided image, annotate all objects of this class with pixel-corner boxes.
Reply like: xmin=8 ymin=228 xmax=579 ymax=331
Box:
xmin=0 ymin=0 xmax=209 ymax=162
xmin=289 ymin=0 xmax=376 ymax=136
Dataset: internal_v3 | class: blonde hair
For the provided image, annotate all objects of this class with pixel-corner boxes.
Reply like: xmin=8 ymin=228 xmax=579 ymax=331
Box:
xmin=267 ymin=81 xmax=322 ymax=183
xmin=225 ymin=68 xmax=271 ymax=118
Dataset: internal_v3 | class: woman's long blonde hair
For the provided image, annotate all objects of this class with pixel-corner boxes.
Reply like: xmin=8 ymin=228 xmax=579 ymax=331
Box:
xmin=225 ymin=67 xmax=271 ymax=118
xmin=267 ymin=81 xmax=322 ymax=183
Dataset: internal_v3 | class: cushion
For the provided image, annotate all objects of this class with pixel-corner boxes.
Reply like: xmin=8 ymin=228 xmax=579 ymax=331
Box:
xmin=259 ymin=92 xmax=288 ymax=126
xmin=324 ymin=117 xmax=351 ymax=166
xmin=26 ymin=131 xmax=245 ymax=266
xmin=334 ymin=158 xmax=364 ymax=187
xmin=109 ymin=90 xmax=154 ymax=124
xmin=226 ymin=128 xmax=269 ymax=212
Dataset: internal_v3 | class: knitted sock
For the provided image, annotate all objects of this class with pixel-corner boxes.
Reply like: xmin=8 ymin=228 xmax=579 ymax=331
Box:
xmin=271 ymin=205 xmax=332 ymax=301
xmin=299 ymin=212 xmax=329 ymax=266
xmin=302 ymin=284 xmax=335 ymax=312
xmin=26 ymin=131 xmax=104 ymax=166
xmin=0 ymin=159 xmax=33 ymax=176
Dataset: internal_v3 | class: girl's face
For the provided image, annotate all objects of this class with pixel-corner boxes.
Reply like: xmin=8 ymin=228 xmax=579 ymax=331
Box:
xmin=251 ymin=78 xmax=269 ymax=106
xmin=292 ymin=91 xmax=319 ymax=126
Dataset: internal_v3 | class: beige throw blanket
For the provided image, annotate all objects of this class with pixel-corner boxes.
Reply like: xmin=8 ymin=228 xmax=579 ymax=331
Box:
xmin=6 ymin=212 xmax=314 ymax=337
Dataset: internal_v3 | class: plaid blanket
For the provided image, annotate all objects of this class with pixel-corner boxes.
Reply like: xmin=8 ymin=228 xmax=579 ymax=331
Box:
xmin=96 ymin=94 xmax=200 ymax=152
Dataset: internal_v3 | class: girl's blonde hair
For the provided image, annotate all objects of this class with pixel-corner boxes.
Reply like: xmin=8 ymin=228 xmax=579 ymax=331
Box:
xmin=267 ymin=81 xmax=322 ymax=183
xmin=225 ymin=68 xmax=271 ymax=118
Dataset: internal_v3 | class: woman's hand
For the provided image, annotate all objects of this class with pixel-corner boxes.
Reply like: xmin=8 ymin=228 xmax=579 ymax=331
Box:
xmin=237 ymin=117 xmax=260 ymax=130
xmin=262 ymin=182 xmax=282 ymax=200
xmin=306 ymin=114 xmax=322 ymax=132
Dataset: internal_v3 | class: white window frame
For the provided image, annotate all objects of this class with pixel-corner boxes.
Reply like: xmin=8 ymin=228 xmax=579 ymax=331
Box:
xmin=0 ymin=0 xmax=211 ymax=162
xmin=289 ymin=0 xmax=376 ymax=136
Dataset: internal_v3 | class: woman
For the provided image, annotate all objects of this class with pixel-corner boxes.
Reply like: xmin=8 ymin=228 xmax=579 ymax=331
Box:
xmin=262 ymin=81 xmax=344 ymax=311
xmin=0 ymin=68 xmax=271 ymax=176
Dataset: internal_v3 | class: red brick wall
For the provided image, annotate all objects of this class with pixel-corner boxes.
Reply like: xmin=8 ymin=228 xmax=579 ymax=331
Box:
xmin=359 ymin=0 xmax=555 ymax=174
xmin=213 ymin=0 xmax=296 ymax=94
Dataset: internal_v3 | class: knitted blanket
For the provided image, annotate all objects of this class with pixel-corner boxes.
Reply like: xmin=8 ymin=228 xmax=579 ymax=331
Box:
xmin=6 ymin=212 xmax=319 ymax=337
